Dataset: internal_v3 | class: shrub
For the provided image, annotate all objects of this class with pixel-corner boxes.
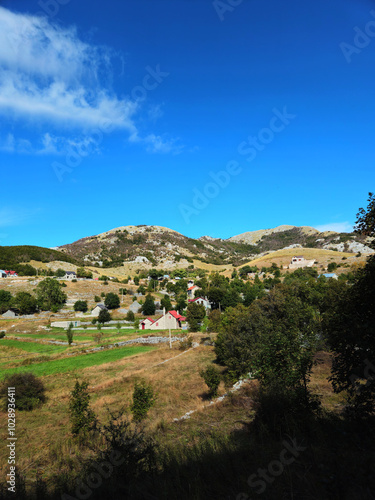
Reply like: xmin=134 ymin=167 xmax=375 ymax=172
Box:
xmin=69 ymin=380 xmax=97 ymax=436
xmin=0 ymin=373 xmax=46 ymax=411
xmin=94 ymin=295 xmax=101 ymax=302
xmin=98 ymin=309 xmax=111 ymax=324
xmin=94 ymin=332 xmax=103 ymax=343
xmin=74 ymin=300 xmax=88 ymax=312
xmin=131 ymin=380 xmax=157 ymax=422
xmin=327 ymin=262 xmax=338 ymax=272
xmin=104 ymin=292 xmax=120 ymax=309
xmin=0 ymin=331 xmax=5 ymax=339
xmin=126 ymin=310 xmax=135 ymax=321
xmin=71 ymin=279 xmax=77 ymax=283
xmin=200 ymin=365 xmax=221 ymax=398
xmin=66 ymin=322 xmax=74 ymax=346
xmin=179 ymin=335 xmax=193 ymax=351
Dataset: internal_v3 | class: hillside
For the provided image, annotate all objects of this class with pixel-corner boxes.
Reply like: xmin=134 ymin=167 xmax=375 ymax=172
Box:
xmin=2 ymin=224 xmax=373 ymax=275
xmin=57 ymin=224 xmax=373 ymax=271
xmin=0 ymin=245 xmax=80 ymax=274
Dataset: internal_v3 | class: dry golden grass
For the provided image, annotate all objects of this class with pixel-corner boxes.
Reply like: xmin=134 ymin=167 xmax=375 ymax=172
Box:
xmin=242 ymin=247 xmax=363 ymax=272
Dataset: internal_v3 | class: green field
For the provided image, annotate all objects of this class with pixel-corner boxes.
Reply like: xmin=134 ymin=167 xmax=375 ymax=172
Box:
xmin=0 ymin=344 xmax=154 ymax=378
xmin=0 ymin=339 xmax=68 ymax=354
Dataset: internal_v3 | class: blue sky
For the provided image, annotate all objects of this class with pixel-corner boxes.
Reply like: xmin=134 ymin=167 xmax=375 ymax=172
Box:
xmin=0 ymin=0 xmax=374 ymax=247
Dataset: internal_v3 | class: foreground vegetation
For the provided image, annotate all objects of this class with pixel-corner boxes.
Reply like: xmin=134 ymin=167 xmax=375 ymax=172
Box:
xmin=0 ymin=195 xmax=374 ymax=499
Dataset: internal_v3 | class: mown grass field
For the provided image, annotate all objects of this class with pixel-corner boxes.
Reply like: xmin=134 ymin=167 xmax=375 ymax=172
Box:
xmin=0 ymin=344 xmax=155 ymax=378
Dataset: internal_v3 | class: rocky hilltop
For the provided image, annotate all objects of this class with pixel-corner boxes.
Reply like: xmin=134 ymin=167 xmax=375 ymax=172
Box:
xmin=56 ymin=224 xmax=374 ymax=270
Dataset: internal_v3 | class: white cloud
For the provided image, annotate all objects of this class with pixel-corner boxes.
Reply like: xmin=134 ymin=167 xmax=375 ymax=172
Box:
xmin=0 ymin=7 xmax=138 ymax=132
xmin=144 ymin=134 xmax=184 ymax=155
xmin=0 ymin=6 xmax=179 ymax=156
xmin=316 ymin=222 xmax=354 ymax=233
xmin=0 ymin=132 xmax=101 ymax=156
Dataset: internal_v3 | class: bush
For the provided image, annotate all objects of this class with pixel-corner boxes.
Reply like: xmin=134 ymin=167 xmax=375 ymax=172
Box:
xmin=0 ymin=373 xmax=46 ymax=411
xmin=72 ymin=279 xmax=77 ymax=283
xmin=179 ymin=335 xmax=193 ymax=351
xmin=200 ymin=365 xmax=221 ymax=398
xmin=327 ymin=262 xmax=338 ymax=272
xmin=74 ymin=300 xmax=88 ymax=313
xmin=0 ymin=331 xmax=5 ymax=339
xmin=126 ymin=310 xmax=135 ymax=321
xmin=94 ymin=332 xmax=103 ymax=343
xmin=131 ymin=380 xmax=157 ymax=422
xmin=94 ymin=295 xmax=101 ymax=302
xmin=104 ymin=292 xmax=120 ymax=309
xmin=98 ymin=309 xmax=111 ymax=324
xmin=69 ymin=380 xmax=97 ymax=436
xmin=66 ymin=322 xmax=74 ymax=346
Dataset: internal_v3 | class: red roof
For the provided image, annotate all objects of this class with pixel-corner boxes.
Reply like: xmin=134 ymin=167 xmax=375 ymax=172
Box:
xmin=188 ymin=285 xmax=197 ymax=290
xmin=168 ymin=310 xmax=186 ymax=321
xmin=141 ymin=317 xmax=155 ymax=324
xmin=188 ymin=297 xmax=206 ymax=303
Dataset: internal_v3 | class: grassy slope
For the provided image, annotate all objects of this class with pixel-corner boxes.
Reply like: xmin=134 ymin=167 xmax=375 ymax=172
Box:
xmin=242 ymin=247 xmax=356 ymax=268
xmin=0 ymin=344 xmax=154 ymax=378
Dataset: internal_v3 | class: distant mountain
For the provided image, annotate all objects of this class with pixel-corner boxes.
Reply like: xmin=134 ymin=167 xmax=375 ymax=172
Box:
xmin=0 ymin=245 xmax=79 ymax=272
xmin=56 ymin=224 xmax=374 ymax=270
xmin=2 ymin=225 xmax=373 ymax=273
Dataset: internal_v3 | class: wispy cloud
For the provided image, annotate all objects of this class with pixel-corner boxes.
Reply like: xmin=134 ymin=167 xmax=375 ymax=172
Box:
xmin=144 ymin=134 xmax=184 ymax=154
xmin=0 ymin=207 xmax=38 ymax=228
xmin=0 ymin=132 xmax=101 ymax=156
xmin=316 ymin=222 xmax=354 ymax=233
xmin=0 ymin=7 xmax=140 ymax=136
xmin=0 ymin=6 xmax=182 ymax=157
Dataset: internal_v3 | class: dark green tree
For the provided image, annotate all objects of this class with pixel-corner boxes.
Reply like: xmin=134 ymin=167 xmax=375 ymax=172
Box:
xmin=216 ymin=286 xmax=320 ymax=399
xmin=200 ymin=365 xmax=221 ymax=398
xmin=131 ymin=380 xmax=157 ymax=422
xmin=142 ymin=294 xmax=156 ymax=315
xmin=98 ymin=309 xmax=111 ymax=324
xmin=74 ymin=300 xmax=88 ymax=313
xmin=0 ymin=373 xmax=46 ymax=411
xmin=36 ymin=278 xmax=67 ymax=311
xmin=69 ymin=380 xmax=97 ymax=436
xmin=104 ymin=292 xmax=120 ymax=309
xmin=66 ymin=322 xmax=74 ymax=346
xmin=0 ymin=290 xmax=13 ymax=314
xmin=12 ymin=292 xmax=37 ymax=314
xmin=160 ymin=294 xmax=172 ymax=311
xmin=327 ymin=194 xmax=375 ymax=417
xmin=186 ymin=302 xmax=206 ymax=332
xmin=126 ymin=310 xmax=135 ymax=321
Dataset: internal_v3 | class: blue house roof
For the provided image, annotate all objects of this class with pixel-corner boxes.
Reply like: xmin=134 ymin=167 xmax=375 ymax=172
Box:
xmin=320 ymin=273 xmax=338 ymax=278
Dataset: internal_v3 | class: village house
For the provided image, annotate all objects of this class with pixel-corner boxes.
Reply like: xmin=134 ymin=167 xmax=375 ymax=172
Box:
xmin=148 ymin=309 xmax=186 ymax=330
xmin=187 ymin=284 xmax=199 ymax=298
xmin=64 ymin=271 xmax=77 ymax=280
xmin=51 ymin=320 xmax=81 ymax=328
xmin=188 ymin=297 xmax=211 ymax=310
xmin=289 ymin=256 xmax=315 ymax=270
xmin=4 ymin=270 xmax=18 ymax=277
xmin=140 ymin=317 xmax=155 ymax=330
xmin=0 ymin=270 xmax=7 ymax=278
xmin=91 ymin=303 xmax=108 ymax=317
